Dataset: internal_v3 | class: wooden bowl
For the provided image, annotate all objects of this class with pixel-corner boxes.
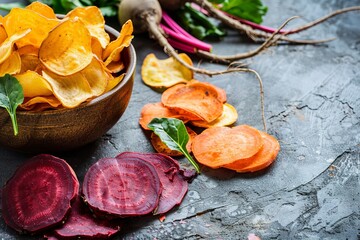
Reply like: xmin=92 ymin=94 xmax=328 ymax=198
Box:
xmin=0 ymin=25 xmax=136 ymax=153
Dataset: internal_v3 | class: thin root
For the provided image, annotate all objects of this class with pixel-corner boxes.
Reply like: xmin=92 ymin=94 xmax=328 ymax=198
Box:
xmin=195 ymin=16 xmax=300 ymax=63
xmin=191 ymin=0 xmax=358 ymax=44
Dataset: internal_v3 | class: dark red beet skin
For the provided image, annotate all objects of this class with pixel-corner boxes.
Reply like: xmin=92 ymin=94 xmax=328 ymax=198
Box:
xmin=45 ymin=197 xmax=120 ymax=239
xmin=82 ymin=157 xmax=162 ymax=217
xmin=116 ymin=152 xmax=188 ymax=215
xmin=1 ymin=154 xmax=79 ymax=234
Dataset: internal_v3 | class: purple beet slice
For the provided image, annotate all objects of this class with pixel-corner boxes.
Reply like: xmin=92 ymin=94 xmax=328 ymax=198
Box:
xmin=116 ymin=152 xmax=188 ymax=215
xmin=45 ymin=197 xmax=120 ymax=239
xmin=1 ymin=154 xmax=79 ymax=234
xmin=82 ymin=157 xmax=162 ymax=217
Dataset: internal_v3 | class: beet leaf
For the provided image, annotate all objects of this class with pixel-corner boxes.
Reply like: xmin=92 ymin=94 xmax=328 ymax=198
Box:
xmin=210 ymin=0 xmax=268 ymax=24
xmin=0 ymin=74 xmax=24 ymax=135
xmin=148 ymin=117 xmax=200 ymax=173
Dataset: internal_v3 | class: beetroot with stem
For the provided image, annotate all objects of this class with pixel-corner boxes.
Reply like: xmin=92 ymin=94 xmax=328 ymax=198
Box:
xmin=45 ymin=197 xmax=120 ymax=239
xmin=116 ymin=152 xmax=189 ymax=215
xmin=1 ymin=154 xmax=79 ymax=234
xmin=82 ymin=157 xmax=162 ymax=218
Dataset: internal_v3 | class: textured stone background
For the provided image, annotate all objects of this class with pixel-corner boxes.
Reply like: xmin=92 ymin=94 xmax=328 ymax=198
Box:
xmin=0 ymin=0 xmax=359 ymax=239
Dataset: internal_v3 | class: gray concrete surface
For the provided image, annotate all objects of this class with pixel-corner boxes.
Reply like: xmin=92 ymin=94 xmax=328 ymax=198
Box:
xmin=0 ymin=0 xmax=359 ymax=239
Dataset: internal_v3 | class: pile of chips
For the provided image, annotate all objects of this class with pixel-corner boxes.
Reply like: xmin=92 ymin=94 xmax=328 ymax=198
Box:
xmin=0 ymin=2 xmax=133 ymax=111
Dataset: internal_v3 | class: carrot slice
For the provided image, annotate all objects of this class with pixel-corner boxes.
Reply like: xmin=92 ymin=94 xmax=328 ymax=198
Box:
xmin=150 ymin=126 xmax=197 ymax=156
xmin=191 ymin=125 xmax=263 ymax=168
xmin=139 ymin=102 xmax=192 ymax=130
xmin=223 ymin=131 xmax=280 ymax=172
xmin=161 ymin=81 xmax=223 ymax=123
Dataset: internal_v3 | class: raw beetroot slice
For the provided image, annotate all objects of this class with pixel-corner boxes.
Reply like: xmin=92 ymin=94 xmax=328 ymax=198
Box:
xmin=1 ymin=154 xmax=79 ymax=234
xmin=82 ymin=157 xmax=162 ymax=217
xmin=116 ymin=152 xmax=188 ymax=215
xmin=45 ymin=197 xmax=120 ymax=239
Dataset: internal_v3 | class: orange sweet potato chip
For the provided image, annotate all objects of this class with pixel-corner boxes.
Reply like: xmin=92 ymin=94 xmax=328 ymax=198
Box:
xmin=3 ymin=8 xmax=59 ymax=48
xmin=161 ymin=81 xmax=223 ymax=123
xmin=139 ymin=102 xmax=192 ymax=130
xmin=191 ymin=125 xmax=264 ymax=168
xmin=141 ymin=53 xmax=193 ymax=88
xmin=66 ymin=6 xmax=110 ymax=49
xmin=39 ymin=18 xmax=93 ymax=76
xmin=222 ymin=131 xmax=280 ymax=172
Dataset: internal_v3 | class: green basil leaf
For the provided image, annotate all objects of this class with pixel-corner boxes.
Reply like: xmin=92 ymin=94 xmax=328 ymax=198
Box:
xmin=148 ymin=118 xmax=201 ymax=173
xmin=0 ymin=74 xmax=24 ymax=136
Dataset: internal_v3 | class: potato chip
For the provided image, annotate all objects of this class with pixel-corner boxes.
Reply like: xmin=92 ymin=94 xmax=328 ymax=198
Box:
xmin=81 ymin=57 xmax=109 ymax=95
xmin=66 ymin=6 xmax=110 ymax=49
xmin=0 ymin=51 xmax=21 ymax=76
xmin=141 ymin=53 xmax=193 ymax=88
xmin=0 ymin=24 xmax=7 ymax=45
xmin=0 ymin=29 xmax=30 ymax=64
xmin=91 ymin=37 xmax=103 ymax=59
xmin=15 ymin=71 xmax=53 ymax=97
xmin=3 ymin=8 xmax=59 ymax=48
xmin=20 ymin=54 xmax=40 ymax=74
xmin=42 ymin=57 xmax=109 ymax=108
xmin=190 ymin=103 xmax=238 ymax=128
xmin=105 ymin=73 xmax=125 ymax=92
xmin=25 ymin=1 xmax=57 ymax=19
xmin=106 ymin=61 xmax=125 ymax=74
xmin=103 ymin=20 xmax=133 ymax=62
xmin=18 ymin=45 xmax=39 ymax=56
xmin=39 ymin=18 xmax=93 ymax=76
xmin=20 ymin=96 xmax=62 ymax=111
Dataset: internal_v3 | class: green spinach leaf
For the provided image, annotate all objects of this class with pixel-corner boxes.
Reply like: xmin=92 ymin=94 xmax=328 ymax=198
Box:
xmin=0 ymin=74 xmax=24 ymax=136
xmin=148 ymin=118 xmax=201 ymax=173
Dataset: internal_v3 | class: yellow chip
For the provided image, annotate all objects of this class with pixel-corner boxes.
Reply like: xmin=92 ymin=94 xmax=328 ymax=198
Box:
xmin=0 ymin=24 xmax=7 ymax=44
xmin=20 ymin=54 xmax=40 ymax=73
xmin=42 ymin=57 xmax=109 ymax=108
xmin=0 ymin=29 xmax=30 ymax=65
xmin=106 ymin=61 xmax=125 ymax=74
xmin=66 ymin=6 xmax=110 ymax=49
xmin=0 ymin=51 xmax=21 ymax=76
xmin=103 ymin=20 xmax=133 ymax=61
xmin=91 ymin=37 xmax=103 ymax=60
xmin=141 ymin=53 xmax=193 ymax=88
xmin=190 ymin=103 xmax=238 ymax=128
xmin=105 ymin=73 xmax=125 ymax=92
xmin=18 ymin=45 xmax=39 ymax=56
xmin=39 ymin=18 xmax=93 ymax=76
xmin=3 ymin=8 xmax=59 ymax=48
xmin=25 ymin=1 xmax=57 ymax=19
xmin=15 ymin=71 xmax=53 ymax=97
xmin=20 ymin=96 xmax=62 ymax=111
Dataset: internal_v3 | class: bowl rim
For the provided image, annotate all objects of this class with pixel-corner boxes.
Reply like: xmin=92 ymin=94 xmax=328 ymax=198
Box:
xmin=15 ymin=23 xmax=136 ymax=116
